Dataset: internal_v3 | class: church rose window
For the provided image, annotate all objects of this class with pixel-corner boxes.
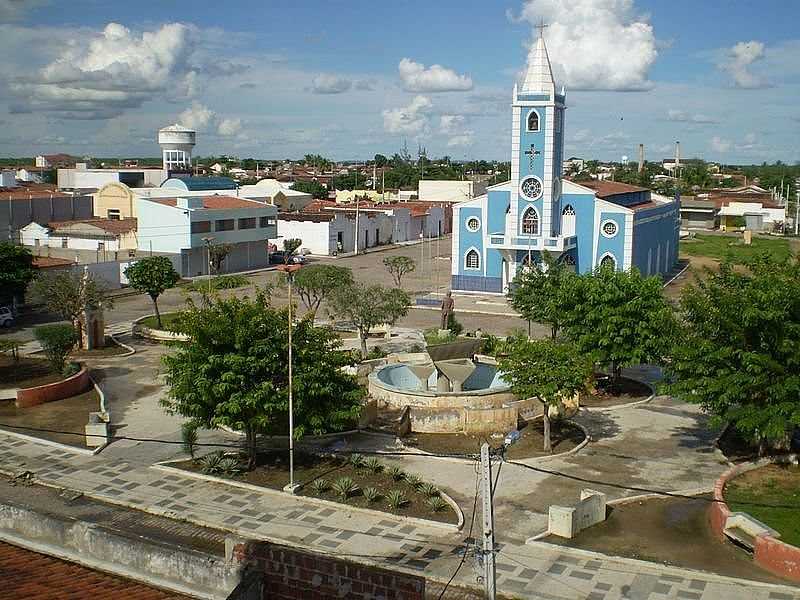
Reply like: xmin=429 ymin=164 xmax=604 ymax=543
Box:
xmin=527 ymin=110 xmax=540 ymax=132
xmin=465 ymin=249 xmax=480 ymax=269
xmin=466 ymin=217 xmax=480 ymax=232
xmin=521 ymin=206 xmax=539 ymax=235
xmin=520 ymin=176 xmax=542 ymax=200
xmin=601 ymin=220 xmax=618 ymax=238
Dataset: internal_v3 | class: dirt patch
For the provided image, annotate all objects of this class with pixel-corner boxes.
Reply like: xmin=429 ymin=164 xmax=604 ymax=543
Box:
xmin=401 ymin=419 xmax=586 ymax=459
xmin=725 ymin=463 xmax=800 ymax=547
xmin=172 ymin=450 xmax=457 ymax=524
xmin=0 ymin=355 xmax=60 ymax=389
xmin=0 ymin=388 xmax=101 ymax=448
xmin=70 ymin=337 xmax=130 ymax=359
xmin=543 ymin=494 xmax=790 ymax=584
xmin=580 ymin=375 xmax=652 ymax=408
xmin=715 ymin=426 xmax=797 ymax=464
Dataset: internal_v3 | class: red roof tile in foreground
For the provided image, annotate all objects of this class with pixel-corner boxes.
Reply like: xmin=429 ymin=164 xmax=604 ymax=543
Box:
xmin=32 ymin=256 xmax=75 ymax=269
xmin=0 ymin=541 xmax=191 ymax=599
xmin=570 ymin=179 xmax=648 ymax=198
xmin=150 ymin=195 xmax=262 ymax=210
xmin=48 ymin=218 xmax=137 ymax=235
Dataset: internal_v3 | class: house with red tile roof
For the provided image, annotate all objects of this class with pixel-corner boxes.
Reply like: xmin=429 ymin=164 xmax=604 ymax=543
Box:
xmin=19 ymin=218 xmax=138 ymax=253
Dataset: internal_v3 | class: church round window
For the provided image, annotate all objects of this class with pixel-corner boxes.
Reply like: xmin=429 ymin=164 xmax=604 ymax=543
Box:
xmin=601 ymin=220 xmax=618 ymax=238
xmin=466 ymin=217 xmax=480 ymax=232
xmin=520 ymin=176 xmax=543 ymax=200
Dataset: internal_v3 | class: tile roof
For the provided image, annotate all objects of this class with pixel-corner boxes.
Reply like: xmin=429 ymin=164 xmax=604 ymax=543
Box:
xmin=48 ymin=218 xmax=138 ymax=235
xmin=150 ymin=196 xmax=263 ymax=210
xmin=0 ymin=541 xmax=191 ymax=599
xmin=32 ymin=256 xmax=75 ymax=269
xmin=572 ymin=180 xmax=648 ymax=198
xmin=0 ymin=186 xmax=72 ymax=201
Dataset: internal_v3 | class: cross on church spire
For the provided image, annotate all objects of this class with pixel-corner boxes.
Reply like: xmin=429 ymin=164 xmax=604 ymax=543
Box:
xmin=536 ymin=18 xmax=547 ymax=38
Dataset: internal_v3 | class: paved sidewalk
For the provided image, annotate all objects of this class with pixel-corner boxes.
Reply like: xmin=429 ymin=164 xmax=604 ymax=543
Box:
xmin=0 ymin=432 xmax=798 ymax=599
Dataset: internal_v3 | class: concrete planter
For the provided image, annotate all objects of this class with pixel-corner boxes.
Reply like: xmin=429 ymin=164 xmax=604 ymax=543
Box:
xmin=132 ymin=314 xmax=189 ymax=343
xmin=15 ymin=365 xmax=91 ymax=409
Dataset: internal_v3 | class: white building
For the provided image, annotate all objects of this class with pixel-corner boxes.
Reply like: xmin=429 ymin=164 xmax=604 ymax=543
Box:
xmin=418 ymin=180 xmax=487 ymax=203
xmin=158 ymin=124 xmax=195 ymax=172
xmin=58 ymin=165 xmax=167 ymax=192
xmin=19 ymin=218 xmax=138 ymax=253
xmin=238 ymin=179 xmax=313 ymax=211
xmin=0 ymin=170 xmax=17 ymax=187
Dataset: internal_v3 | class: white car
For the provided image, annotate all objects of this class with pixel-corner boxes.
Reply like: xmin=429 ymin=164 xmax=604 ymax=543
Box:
xmin=0 ymin=307 xmax=14 ymax=328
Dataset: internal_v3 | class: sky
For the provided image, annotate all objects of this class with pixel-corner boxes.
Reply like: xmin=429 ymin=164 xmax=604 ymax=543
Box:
xmin=0 ymin=0 xmax=798 ymax=163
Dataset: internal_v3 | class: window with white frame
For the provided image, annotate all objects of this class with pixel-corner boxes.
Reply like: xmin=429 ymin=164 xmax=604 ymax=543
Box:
xmin=466 ymin=217 xmax=480 ymax=232
xmin=465 ymin=249 xmax=480 ymax=270
xmin=521 ymin=206 xmax=539 ymax=235
xmin=600 ymin=254 xmax=616 ymax=269
xmin=526 ymin=110 xmax=540 ymax=132
xmin=601 ymin=219 xmax=618 ymax=238
xmin=561 ymin=203 xmax=575 ymax=236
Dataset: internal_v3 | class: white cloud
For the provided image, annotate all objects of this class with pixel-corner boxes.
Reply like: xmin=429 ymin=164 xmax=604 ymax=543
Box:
xmin=398 ymin=58 xmax=473 ymax=93
xmin=179 ymin=101 xmax=215 ymax=131
xmin=217 ymin=117 xmax=242 ymax=137
xmin=721 ymin=40 xmax=767 ymax=88
xmin=382 ymin=95 xmax=433 ymax=135
xmin=439 ymin=115 xmax=465 ymax=134
xmin=311 ymin=74 xmax=352 ymax=94
xmin=438 ymin=114 xmax=474 ymax=147
xmin=710 ymin=136 xmax=732 ymax=153
xmin=513 ymin=0 xmax=657 ymax=91
xmin=666 ymin=109 xmax=717 ymax=124
xmin=447 ymin=133 xmax=474 ymax=147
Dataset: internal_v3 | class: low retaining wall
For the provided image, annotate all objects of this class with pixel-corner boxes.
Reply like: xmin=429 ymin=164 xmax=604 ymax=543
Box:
xmin=709 ymin=457 xmax=800 ymax=583
xmin=16 ymin=366 xmax=91 ymax=408
xmin=132 ymin=314 xmax=189 ymax=342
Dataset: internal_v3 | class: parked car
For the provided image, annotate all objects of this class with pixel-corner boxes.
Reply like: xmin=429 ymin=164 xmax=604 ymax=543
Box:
xmin=0 ymin=306 xmax=14 ymax=328
xmin=269 ymin=252 xmax=305 ymax=265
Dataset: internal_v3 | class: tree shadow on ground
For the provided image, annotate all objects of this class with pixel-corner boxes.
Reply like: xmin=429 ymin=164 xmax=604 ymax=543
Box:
xmin=576 ymin=410 xmax=622 ymax=442
xmin=670 ymin=421 xmax=720 ymax=453
xmin=90 ymin=366 xmax=131 ymax=383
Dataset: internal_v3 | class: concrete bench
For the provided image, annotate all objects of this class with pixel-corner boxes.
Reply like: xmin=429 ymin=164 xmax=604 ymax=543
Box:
xmin=548 ymin=489 xmax=608 ymax=538
xmin=724 ymin=513 xmax=781 ymax=551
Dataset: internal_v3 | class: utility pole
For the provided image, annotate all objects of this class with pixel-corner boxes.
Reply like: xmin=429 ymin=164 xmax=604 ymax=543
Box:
xmin=480 ymin=443 xmax=496 ymax=600
xmin=278 ymin=264 xmax=302 ymax=494
xmin=795 ymin=191 xmax=799 ymax=236
xmin=354 ymin=196 xmax=360 ymax=255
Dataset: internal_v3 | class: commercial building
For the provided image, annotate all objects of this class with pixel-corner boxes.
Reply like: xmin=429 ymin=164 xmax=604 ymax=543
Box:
xmin=57 ymin=165 xmax=167 ymax=192
xmin=0 ymin=185 xmax=93 ymax=242
xmin=418 ymin=179 xmax=487 ymax=203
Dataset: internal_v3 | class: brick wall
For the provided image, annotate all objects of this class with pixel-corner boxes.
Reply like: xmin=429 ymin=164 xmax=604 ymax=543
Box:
xmin=16 ymin=366 xmax=91 ymax=408
xmin=231 ymin=541 xmax=425 ymax=600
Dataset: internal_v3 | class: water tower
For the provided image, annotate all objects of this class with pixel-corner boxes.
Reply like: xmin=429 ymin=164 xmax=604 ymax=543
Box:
xmin=158 ymin=124 xmax=195 ymax=173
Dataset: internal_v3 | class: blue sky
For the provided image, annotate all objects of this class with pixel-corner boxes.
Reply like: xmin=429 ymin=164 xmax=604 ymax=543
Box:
xmin=1 ymin=0 xmax=798 ymax=163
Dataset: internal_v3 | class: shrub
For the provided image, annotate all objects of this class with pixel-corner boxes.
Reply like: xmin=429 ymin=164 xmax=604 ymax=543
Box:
xmin=309 ymin=478 xmax=329 ymax=495
xmin=332 ymin=477 xmax=359 ymax=500
xmin=363 ymin=487 xmax=381 ymax=503
xmin=200 ymin=451 xmax=223 ymax=474
xmin=386 ymin=490 xmax=408 ymax=509
xmin=366 ymin=346 xmax=388 ymax=360
xmin=404 ymin=474 xmax=423 ymax=490
xmin=61 ymin=362 xmax=80 ymax=378
xmin=218 ymin=456 xmax=241 ymax=475
xmin=388 ymin=466 xmax=405 ymax=481
xmin=364 ymin=457 xmax=383 ymax=473
xmin=426 ymin=496 xmax=448 ymax=512
xmin=181 ymin=421 xmax=198 ymax=458
xmin=348 ymin=453 xmax=365 ymax=469
xmin=419 ymin=483 xmax=439 ymax=498
xmin=446 ymin=312 xmax=463 ymax=336
xmin=34 ymin=324 xmax=77 ymax=374
xmin=0 ymin=339 xmax=22 ymax=362
xmin=186 ymin=275 xmax=250 ymax=292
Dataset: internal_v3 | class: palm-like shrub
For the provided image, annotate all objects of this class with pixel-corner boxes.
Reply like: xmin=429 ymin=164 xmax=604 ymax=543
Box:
xmin=364 ymin=457 xmax=383 ymax=473
xmin=332 ymin=477 xmax=359 ymax=500
xmin=363 ymin=487 xmax=381 ymax=503
xmin=386 ymin=490 xmax=408 ymax=510
xmin=348 ymin=453 xmax=365 ymax=469
xmin=388 ymin=466 xmax=405 ymax=481
xmin=404 ymin=474 xmax=423 ymax=490
xmin=419 ymin=483 xmax=439 ymax=498
xmin=200 ymin=452 xmax=223 ymax=474
xmin=309 ymin=479 xmax=329 ymax=495
xmin=218 ymin=457 xmax=241 ymax=475
xmin=426 ymin=496 xmax=448 ymax=512
xmin=181 ymin=421 xmax=198 ymax=458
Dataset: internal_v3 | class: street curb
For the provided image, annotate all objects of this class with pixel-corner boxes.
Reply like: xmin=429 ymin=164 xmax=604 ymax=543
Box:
xmin=580 ymin=380 xmax=656 ymax=413
xmin=150 ymin=461 xmax=464 ymax=533
xmin=410 ymin=305 xmax=517 ymax=318
xmin=108 ymin=334 xmax=136 ymax=357
xmin=0 ymin=426 xmax=99 ymax=457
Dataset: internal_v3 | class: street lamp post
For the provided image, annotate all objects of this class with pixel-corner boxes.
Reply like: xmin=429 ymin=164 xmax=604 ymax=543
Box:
xmin=277 ymin=263 xmax=302 ymax=494
xmin=201 ymin=236 xmax=215 ymax=300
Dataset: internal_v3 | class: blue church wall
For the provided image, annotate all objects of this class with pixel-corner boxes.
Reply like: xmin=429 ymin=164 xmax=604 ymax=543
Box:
xmin=457 ymin=206 xmax=484 ymax=276
xmin=486 ymin=189 xmax=509 ymax=234
xmin=518 ymin=108 xmax=547 ymax=183
xmin=450 ymin=274 xmax=503 ymax=293
xmin=632 ymin=204 xmax=680 ymax=277
xmin=562 ymin=191 xmax=595 ymax=274
xmin=595 ymin=211 xmax=627 ymax=269
xmin=485 ymin=248 xmax=503 ymax=278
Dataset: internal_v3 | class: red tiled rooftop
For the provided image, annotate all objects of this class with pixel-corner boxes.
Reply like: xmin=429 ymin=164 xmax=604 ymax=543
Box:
xmin=571 ymin=179 xmax=648 ymax=198
xmin=32 ymin=256 xmax=75 ymax=269
xmin=0 ymin=541 xmax=191 ymax=599
xmin=150 ymin=195 xmax=262 ymax=210
xmin=48 ymin=218 xmax=138 ymax=235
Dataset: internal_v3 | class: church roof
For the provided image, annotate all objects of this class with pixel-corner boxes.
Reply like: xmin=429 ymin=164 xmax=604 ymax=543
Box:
xmin=522 ymin=33 xmax=555 ymax=95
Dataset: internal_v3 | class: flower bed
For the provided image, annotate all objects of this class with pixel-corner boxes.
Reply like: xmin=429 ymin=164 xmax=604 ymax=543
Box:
xmin=15 ymin=364 xmax=90 ymax=408
xmin=132 ymin=314 xmax=189 ymax=342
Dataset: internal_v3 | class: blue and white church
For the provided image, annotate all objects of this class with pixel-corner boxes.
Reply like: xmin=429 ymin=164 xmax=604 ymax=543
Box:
xmin=451 ymin=33 xmax=680 ymax=294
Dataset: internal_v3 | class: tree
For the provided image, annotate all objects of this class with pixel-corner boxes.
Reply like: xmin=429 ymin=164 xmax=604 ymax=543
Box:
xmin=373 ymin=154 xmax=388 ymax=168
xmin=509 ymin=251 xmax=576 ymax=339
xmin=329 ymin=283 xmax=411 ymax=358
xmin=668 ymin=255 xmax=800 ymax=452
xmin=208 ymin=243 xmax=233 ymax=274
xmin=29 ymin=270 xmax=113 ymax=349
xmin=291 ymin=180 xmax=328 ymax=199
xmin=499 ymin=339 xmax=593 ymax=452
xmin=124 ymin=257 xmax=181 ymax=329
xmin=0 ymin=242 xmax=35 ymax=303
xmin=560 ymin=266 xmax=675 ymax=385
xmin=161 ymin=292 xmax=364 ymax=469
xmin=282 ymin=238 xmax=302 ymax=262
xmin=383 ymin=256 xmax=416 ymax=288
xmin=292 ymin=264 xmax=353 ymax=323
xmin=34 ymin=324 xmax=77 ymax=374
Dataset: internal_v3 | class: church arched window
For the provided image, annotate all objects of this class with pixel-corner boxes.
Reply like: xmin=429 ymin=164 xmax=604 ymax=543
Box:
xmin=521 ymin=206 xmax=539 ymax=235
xmin=561 ymin=204 xmax=576 ymax=236
xmin=526 ymin=110 xmax=540 ymax=132
xmin=465 ymin=248 xmax=480 ymax=270
xmin=600 ymin=253 xmax=616 ymax=270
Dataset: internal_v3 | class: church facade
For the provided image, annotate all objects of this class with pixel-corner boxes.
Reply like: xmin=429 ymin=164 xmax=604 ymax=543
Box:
xmin=451 ymin=34 xmax=680 ymax=294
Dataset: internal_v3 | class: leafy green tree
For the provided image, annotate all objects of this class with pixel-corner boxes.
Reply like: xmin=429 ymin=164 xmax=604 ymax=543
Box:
xmin=291 ymin=180 xmax=328 ymax=199
xmin=373 ymin=154 xmax=388 ymax=168
xmin=292 ymin=264 xmax=353 ymax=323
xmin=124 ymin=257 xmax=181 ymax=329
xmin=668 ymin=255 xmax=800 ymax=452
xmin=509 ymin=251 xmax=576 ymax=339
xmin=29 ymin=270 xmax=113 ymax=349
xmin=0 ymin=338 xmax=22 ymax=362
xmin=499 ymin=339 xmax=593 ymax=452
xmin=161 ymin=292 xmax=364 ymax=468
xmin=282 ymin=238 xmax=302 ymax=261
xmin=329 ymin=283 xmax=411 ymax=358
xmin=383 ymin=256 xmax=416 ymax=288
xmin=208 ymin=243 xmax=233 ymax=274
xmin=34 ymin=324 xmax=77 ymax=374
xmin=561 ymin=266 xmax=675 ymax=385
xmin=0 ymin=242 xmax=35 ymax=302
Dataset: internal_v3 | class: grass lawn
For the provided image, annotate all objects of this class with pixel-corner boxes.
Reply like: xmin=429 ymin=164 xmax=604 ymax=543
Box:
xmin=725 ymin=464 xmax=800 ymax=547
xmin=680 ymin=233 xmax=792 ymax=263
xmin=0 ymin=355 xmax=60 ymax=388
xmin=139 ymin=312 xmax=183 ymax=331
